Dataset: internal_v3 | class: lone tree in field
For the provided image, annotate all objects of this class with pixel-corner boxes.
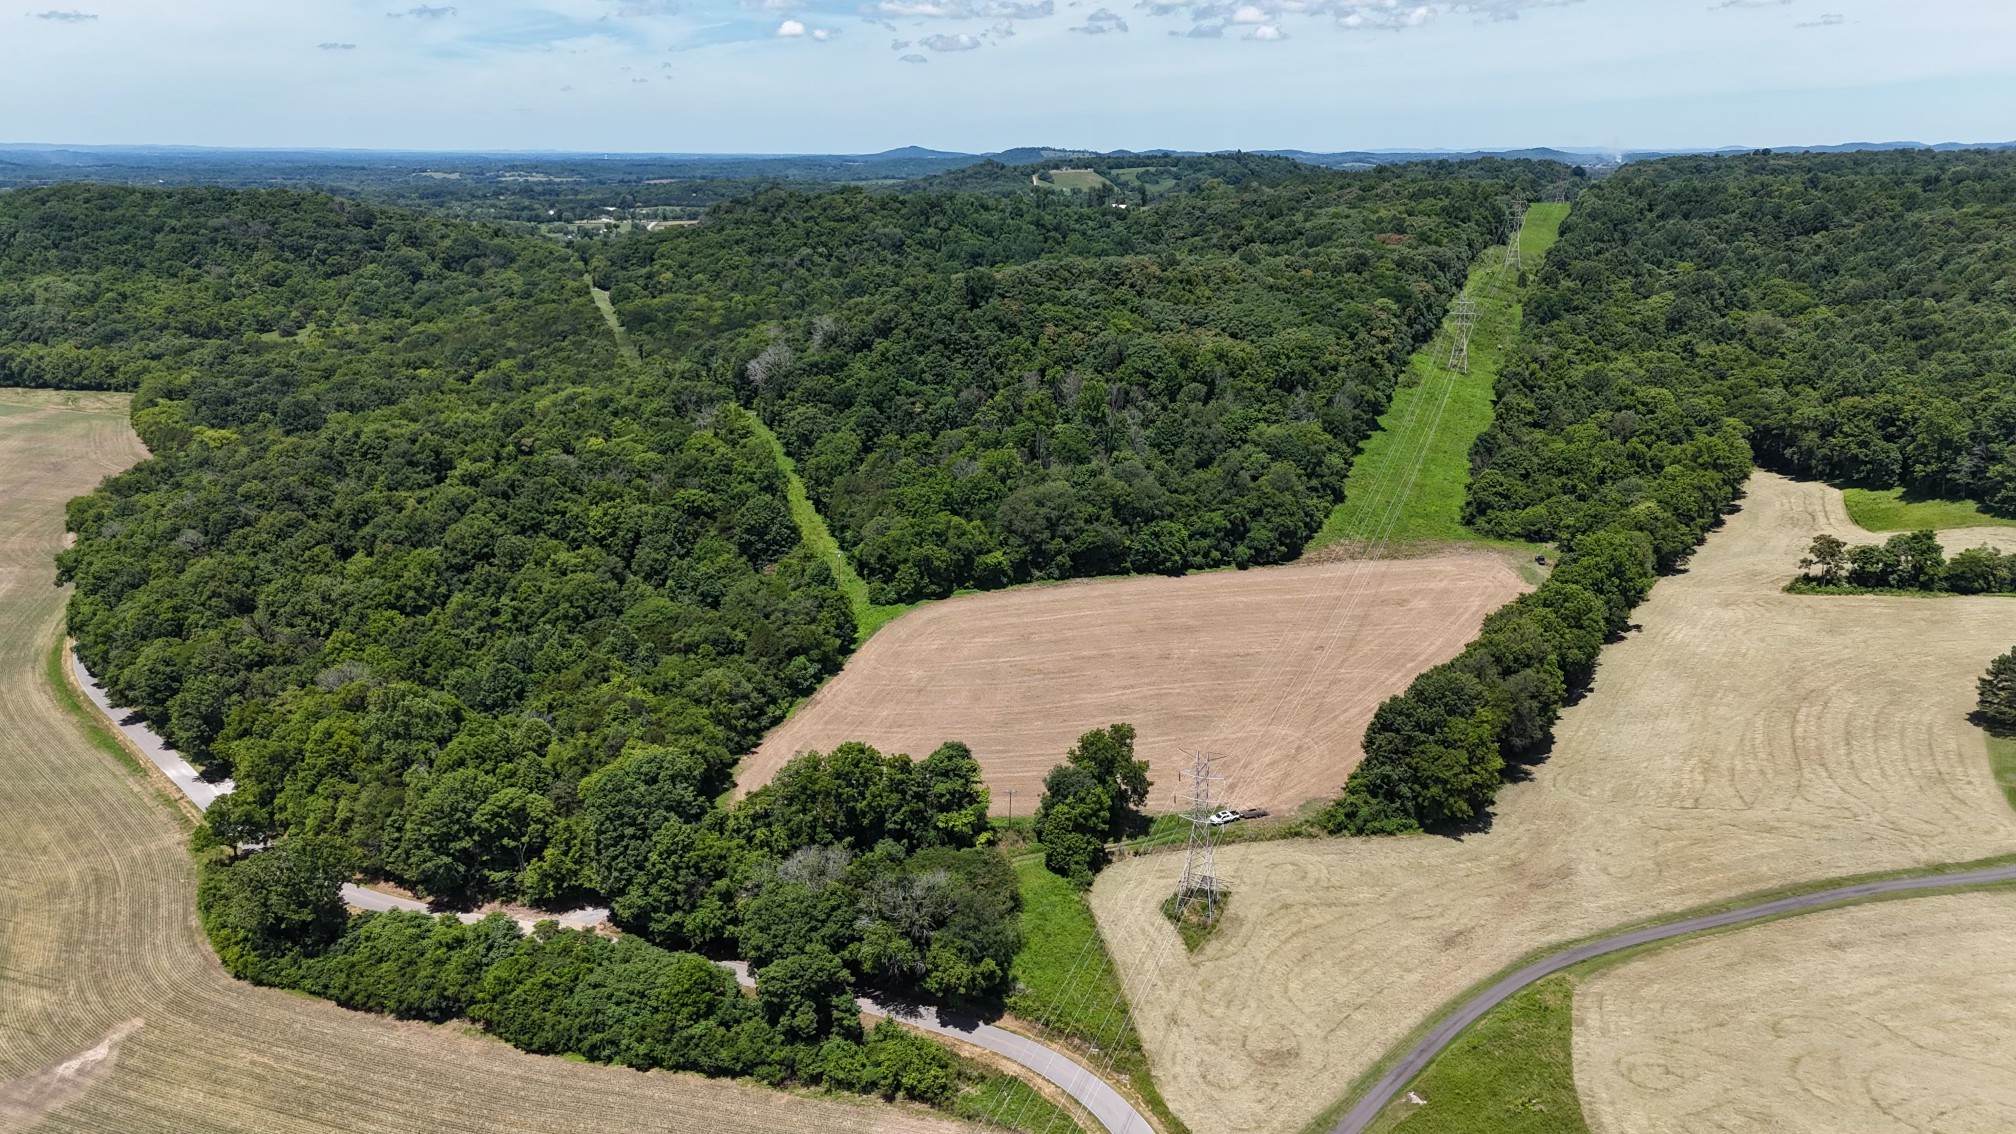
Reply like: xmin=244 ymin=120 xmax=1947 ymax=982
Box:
xmin=1034 ymin=723 xmax=1152 ymax=887
xmin=1799 ymin=533 xmax=1849 ymax=584
xmin=1980 ymin=647 xmax=2016 ymax=732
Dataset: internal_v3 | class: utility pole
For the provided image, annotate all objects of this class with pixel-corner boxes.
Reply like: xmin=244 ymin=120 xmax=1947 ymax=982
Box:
xmin=1005 ymin=788 xmax=1015 ymax=820
xmin=1504 ymin=198 xmax=1527 ymax=273
xmin=1447 ymin=291 xmax=1477 ymax=374
xmin=1173 ymin=750 xmax=1228 ymax=926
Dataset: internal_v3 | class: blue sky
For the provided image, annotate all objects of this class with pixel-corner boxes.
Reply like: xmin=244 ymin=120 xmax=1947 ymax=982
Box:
xmin=6 ymin=0 xmax=2013 ymax=154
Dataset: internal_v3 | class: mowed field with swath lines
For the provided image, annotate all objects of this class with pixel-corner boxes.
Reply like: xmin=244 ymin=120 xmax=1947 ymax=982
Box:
xmin=0 ymin=389 xmax=978 ymax=1134
xmin=743 ymin=550 xmax=1530 ymax=817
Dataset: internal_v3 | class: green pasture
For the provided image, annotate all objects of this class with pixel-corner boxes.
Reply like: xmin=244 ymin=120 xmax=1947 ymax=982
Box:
xmin=1839 ymin=485 xmax=2016 ymax=533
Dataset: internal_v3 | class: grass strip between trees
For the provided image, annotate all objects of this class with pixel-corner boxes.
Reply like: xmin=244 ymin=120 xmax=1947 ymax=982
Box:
xmin=1310 ymin=202 xmax=1567 ymax=552
xmin=745 ymin=413 xmax=916 ymax=643
xmin=1008 ymin=858 xmax=1191 ymax=1134
xmin=1839 ymin=485 xmax=2016 ymax=533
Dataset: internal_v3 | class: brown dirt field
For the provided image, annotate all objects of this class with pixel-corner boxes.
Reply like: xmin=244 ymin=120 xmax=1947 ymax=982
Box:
xmin=1089 ymin=472 xmax=2016 ymax=1134
xmin=1574 ymin=891 xmax=2016 ymax=1134
xmin=744 ymin=553 xmax=1532 ymax=817
xmin=0 ymin=393 xmax=974 ymax=1134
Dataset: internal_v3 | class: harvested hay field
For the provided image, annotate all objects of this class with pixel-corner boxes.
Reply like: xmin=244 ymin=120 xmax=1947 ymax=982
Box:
xmin=1574 ymin=891 xmax=2016 ymax=1134
xmin=0 ymin=393 xmax=975 ymax=1134
xmin=1090 ymin=472 xmax=2016 ymax=1134
xmin=745 ymin=552 xmax=1530 ymax=816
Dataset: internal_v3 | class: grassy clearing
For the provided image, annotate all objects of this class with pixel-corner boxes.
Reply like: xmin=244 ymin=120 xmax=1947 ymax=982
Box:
xmin=957 ymin=1072 xmax=1090 ymax=1134
xmin=1041 ymin=170 xmax=1114 ymax=192
xmin=1992 ymin=734 xmax=2016 ymax=814
xmin=1310 ymin=202 xmax=1567 ymax=553
xmin=1007 ymin=858 xmax=1190 ymax=1134
xmin=1367 ymin=978 xmax=1585 ymax=1134
xmin=1008 ymin=859 xmax=1134 ymax=1045
xmin=744 ymin=414 xmax=915 ymax=643
xmin=585 ymin=276 xmax=641 ymax=366
xmin=1839 ymin=485 xmax=2016 ymax=533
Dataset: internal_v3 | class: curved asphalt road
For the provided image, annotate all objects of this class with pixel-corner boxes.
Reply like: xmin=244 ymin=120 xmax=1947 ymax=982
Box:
xmin=1329 ymin=860 xmax=2016 ymax=1134
xmin=72 ymin=650 xmax=1152 ymax=1134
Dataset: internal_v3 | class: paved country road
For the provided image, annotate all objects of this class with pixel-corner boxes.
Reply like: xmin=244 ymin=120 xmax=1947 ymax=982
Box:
xmin=72 ymin=649 xmax=1154 ymax=1134
xmin=1328 ymin=860 xmax=2016 ymax=1134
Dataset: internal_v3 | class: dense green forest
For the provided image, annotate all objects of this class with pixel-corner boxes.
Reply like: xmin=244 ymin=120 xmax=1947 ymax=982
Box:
xmin=1333 ymin=149 xmax=2016 ymax=833
xmin=596 ymin=156 xmax=1562 ymax=600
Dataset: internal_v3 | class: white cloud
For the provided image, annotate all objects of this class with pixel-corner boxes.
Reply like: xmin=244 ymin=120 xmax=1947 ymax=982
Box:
xmin=386 ymin=4 xmax=457 ymax=17
xmin=775 ymin=18 xmax=806 ymax=34
xmin=898 ymin=51 xmax=928 ymax=61
xmin=919 ymin=30 xmax=983 ymax=47
xmin=1245 ymin=20 xmax=1283 ymax=36
xmin=317 ymin=42 xmax=357 ymax=50
xmin=990 ymin=18 xmax=1017 ymax=35
xmin=873 ymin=0 xmax=1052 ymax=18
xmin=1072 ymin=6 xmax=1128 ymax=31
xmin=1796 ymin=12 xmax=1845 ymax=26
xmin=33 ymin=8 xmax=96 ymax=20
xmin=1232 ymin=4 xmax=1267 ymax=21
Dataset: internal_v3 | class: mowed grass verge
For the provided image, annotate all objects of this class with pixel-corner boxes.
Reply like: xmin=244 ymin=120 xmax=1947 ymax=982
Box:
xmin=1993 ymin=733 xmax=2016 ymax=813
xmin=1840 ymin=485 xmax=2016 ymax=533
xmin=1009 ymin=858 xmax=1191 ymax=1134
xmin=744 ymin=413 xmax=915 ymax=642
xmin=1365 ymin=977 xmax=1585 ymax=1134
xmin=1311 ymin=202 xmax=1567 ymax=552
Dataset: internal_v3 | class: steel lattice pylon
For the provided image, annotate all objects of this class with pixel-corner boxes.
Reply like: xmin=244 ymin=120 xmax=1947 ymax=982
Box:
xmin=1446 ymin=291 xmax=1478 ymax=374
xmin=1173 ymin=750 xmax=1228 ymax=925
xmin=1504 ymin=198 xmax=1528 ymax=272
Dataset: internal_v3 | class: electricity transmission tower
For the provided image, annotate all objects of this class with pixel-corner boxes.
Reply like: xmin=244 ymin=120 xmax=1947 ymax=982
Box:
xmin=1504 ymin=199 xmax=1528 ymax=272
xmin=1173 ymin=750 xmax=1228 ymax=925
xmin=1446 ymin=291 xmax=1478 ymax=373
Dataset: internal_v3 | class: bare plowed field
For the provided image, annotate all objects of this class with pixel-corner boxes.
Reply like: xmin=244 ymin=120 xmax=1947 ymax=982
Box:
xmin=0 ymin=391 xmax=973 ymax=1134
xmin=1090 ymin=472 xmax=2016 ymax=1134
xmin=745 ymin=553 xmax=1530 ymax=816
xmin=1575 ymin=891 xmax=2016 ymax=1134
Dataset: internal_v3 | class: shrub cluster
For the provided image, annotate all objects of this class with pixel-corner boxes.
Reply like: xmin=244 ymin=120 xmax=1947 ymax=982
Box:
xmin=1796 ymin=531 xmax=2016 ymax=594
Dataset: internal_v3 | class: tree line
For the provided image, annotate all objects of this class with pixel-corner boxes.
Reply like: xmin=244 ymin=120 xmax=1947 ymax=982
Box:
xmin=196 ymin=722 xmax=1140 ymax=1108
xmin=1332 ymin=149 xmax=2016 ymax=833
xmin=1797 ymin=531 xmax=2016 ymax=594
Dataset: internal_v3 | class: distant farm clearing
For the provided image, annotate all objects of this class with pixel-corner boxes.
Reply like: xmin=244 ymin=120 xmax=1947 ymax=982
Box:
xmin=1036 ymin=169 xmax=1114 ymax=192
xmin=743 ymin=551 xmax=1530 ymax=816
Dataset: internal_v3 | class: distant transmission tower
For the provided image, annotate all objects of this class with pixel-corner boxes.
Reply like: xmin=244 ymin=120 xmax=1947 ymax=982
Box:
xmin=1503 ymin=199 xmax=1527 ymax=273
xmin=1446 ymin=291 xmax=1478 ymax=373
xmin=1173 ymin=750 xmax=1228 ymax=925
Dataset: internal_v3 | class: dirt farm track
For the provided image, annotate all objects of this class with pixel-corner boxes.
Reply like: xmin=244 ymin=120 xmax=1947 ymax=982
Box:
xmin=0 ymin=391 xmax=976 ymax=1134
xmin=1091 ymin=472 xmax=2016 ymax=1134
xmin=746 ymin=553 xmax=1531 ymax=816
